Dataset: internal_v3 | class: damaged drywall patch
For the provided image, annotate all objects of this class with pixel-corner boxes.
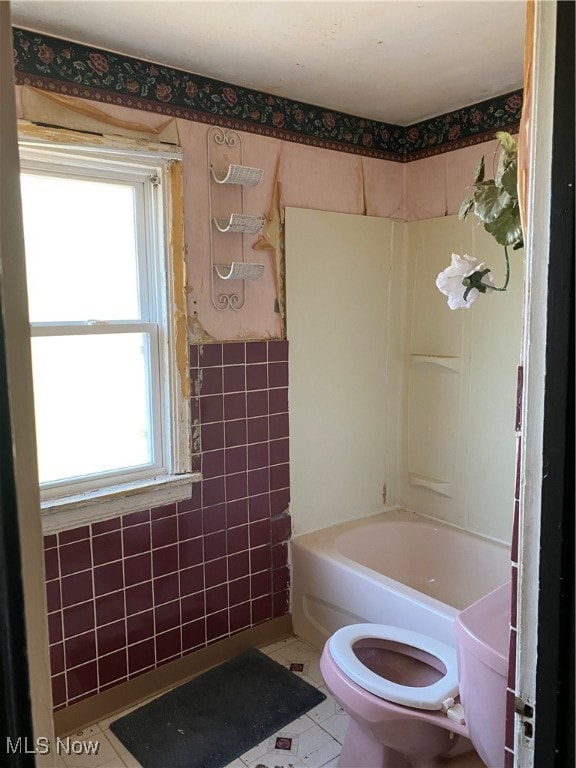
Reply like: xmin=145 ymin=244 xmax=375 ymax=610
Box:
xmin=188 ymin=312 xmax=218 ymax=344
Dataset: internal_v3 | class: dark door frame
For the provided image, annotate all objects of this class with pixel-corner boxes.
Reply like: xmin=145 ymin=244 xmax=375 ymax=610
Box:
xmin=534 ymin=1 xmax=575 ymax=767
xmin=0 ymin=303 xmax=36 ymax=767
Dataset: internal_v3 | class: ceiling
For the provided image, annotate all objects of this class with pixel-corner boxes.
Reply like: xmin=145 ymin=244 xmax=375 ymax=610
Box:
xmin=10 ymin=0 xmax=526 ymax=126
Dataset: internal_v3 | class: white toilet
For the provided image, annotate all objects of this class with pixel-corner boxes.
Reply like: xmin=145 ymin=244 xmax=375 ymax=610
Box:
xmin=319 ymin=582 xmax=511 ymax=768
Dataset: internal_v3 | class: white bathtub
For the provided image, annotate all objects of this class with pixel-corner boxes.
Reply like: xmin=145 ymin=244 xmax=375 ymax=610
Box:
xmin=291 ymin=509 xmax=511 ymax=649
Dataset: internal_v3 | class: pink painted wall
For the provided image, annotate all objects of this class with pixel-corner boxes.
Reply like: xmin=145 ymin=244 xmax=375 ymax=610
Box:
xmin=404 ymin=140 xmax=501 ymax=220
xmin=181 ymin=127 xmax=503 ymax=341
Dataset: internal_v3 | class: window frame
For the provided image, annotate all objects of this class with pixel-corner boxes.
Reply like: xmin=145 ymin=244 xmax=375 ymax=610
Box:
xmin=18 ymin=133 xmax=196 ymax=531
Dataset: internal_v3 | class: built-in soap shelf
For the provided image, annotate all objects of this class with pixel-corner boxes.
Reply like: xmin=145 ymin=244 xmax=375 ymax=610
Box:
xmin=410 ymin=354 xmax=461 ymax=373
xmin=407 ymin=353 xmax=461 ymax=498
xmin=409 ymin=473 xmax=454 ymax=498
xmin=207 ymin=127 xmax=265 ymax=310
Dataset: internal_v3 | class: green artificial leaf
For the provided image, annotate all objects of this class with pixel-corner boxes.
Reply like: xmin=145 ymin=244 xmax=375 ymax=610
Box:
xmin=457 ymin=130 xmax=522 ymax=253
xmin=458 ymin=194 xmax=475 ymax=221
xmin=495 ymin=131 xmax=518 ymax=155
xmin=495 ymin=148 xmax=516 ymax=186
xmin=500 ymin=159 xmax=518 ymax=198
xmin=483 ymin=205 xmax=523 ymax=246
xmin=473 ymin=180 xmax=499 ymax=189
xmin=494 ymin=151 xmax=506 ymax=187
xmin=473 ymin=183 xmax=512 ymax=224
xmin=473 ymin=155 xmax=485 ymax=184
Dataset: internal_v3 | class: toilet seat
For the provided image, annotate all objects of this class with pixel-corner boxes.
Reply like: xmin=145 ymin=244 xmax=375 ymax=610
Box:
xmin=329 ymin=623 xmax=459 ymax=710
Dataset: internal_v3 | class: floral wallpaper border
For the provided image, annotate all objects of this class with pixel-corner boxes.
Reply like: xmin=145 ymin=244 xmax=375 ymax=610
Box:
xmin=12 ymin=27 xmax=522 ymax=162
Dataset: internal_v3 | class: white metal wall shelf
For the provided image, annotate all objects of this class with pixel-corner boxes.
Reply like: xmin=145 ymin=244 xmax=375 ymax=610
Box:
xmin=207 ymin=127 xmax=265 ymax=311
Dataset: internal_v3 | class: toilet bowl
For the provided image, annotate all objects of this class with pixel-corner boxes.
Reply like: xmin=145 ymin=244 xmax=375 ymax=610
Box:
xmin=321 ymin=625 xmax=468 ymax=768
xmin=329 ymin=624 xmax=459 ymax=709
xmin=319 ymin=582 xmax=511 ymax=768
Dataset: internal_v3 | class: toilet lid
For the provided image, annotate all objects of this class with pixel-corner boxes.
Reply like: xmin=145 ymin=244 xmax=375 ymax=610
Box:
xmin=329 ymin=623 xmax=459 ymax=710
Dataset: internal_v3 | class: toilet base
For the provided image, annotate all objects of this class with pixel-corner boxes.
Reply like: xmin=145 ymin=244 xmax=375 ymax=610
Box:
xmin=338 ymin=716 xmax=473 ymax=768
xmin=338 ymin=717 xmax=411 ymax=768
xmin=321 ymin=642 xmax=471 ymax=768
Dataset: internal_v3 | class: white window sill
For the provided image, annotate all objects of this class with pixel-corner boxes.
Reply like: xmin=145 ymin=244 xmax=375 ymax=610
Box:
xmin=41 ymin=473 xmax=202 ymax=534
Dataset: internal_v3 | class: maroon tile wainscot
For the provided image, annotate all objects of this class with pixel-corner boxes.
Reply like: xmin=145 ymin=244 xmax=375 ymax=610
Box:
xmin=44 ymin=340 xmax=291 ymax=710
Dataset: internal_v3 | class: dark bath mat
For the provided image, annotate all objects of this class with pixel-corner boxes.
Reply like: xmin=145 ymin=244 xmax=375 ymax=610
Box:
xmin=110 ymin=647 xmax=326 ymax=768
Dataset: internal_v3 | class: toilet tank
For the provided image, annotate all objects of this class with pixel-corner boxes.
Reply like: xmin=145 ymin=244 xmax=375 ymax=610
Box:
xmin=454 ymin=581 xmax=511 ymax=768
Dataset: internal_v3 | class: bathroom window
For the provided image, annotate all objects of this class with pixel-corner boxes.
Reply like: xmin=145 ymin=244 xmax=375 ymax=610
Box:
xmin=19 ymin=140 xmax=192 ymax=522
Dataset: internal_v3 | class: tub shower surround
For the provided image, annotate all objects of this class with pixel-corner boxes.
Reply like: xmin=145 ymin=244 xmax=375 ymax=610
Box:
xmin=43 ymin=340 xmax=291 ymax=711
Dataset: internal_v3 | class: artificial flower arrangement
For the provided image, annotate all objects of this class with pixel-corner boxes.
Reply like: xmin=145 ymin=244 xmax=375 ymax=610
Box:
xmin=436 ymin=131 xmax=524 ymax=310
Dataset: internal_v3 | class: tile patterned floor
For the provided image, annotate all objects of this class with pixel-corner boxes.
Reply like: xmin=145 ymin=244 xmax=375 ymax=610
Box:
xmin=52 ymin=635 xmax=485 ymax=768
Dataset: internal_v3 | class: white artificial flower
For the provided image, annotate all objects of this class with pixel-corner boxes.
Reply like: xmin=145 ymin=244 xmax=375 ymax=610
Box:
xmin=436 ymin=253 xmax=494 ymax=310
